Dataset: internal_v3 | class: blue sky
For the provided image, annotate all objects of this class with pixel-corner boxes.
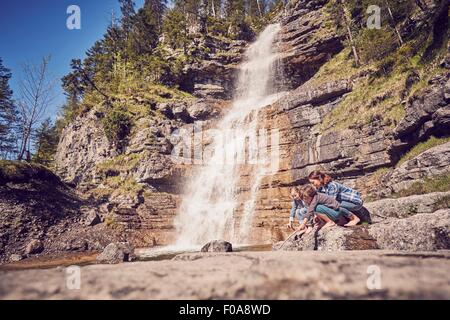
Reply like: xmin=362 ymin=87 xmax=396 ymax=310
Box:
xmin=0 ymin=0 xmax=147 ymax=120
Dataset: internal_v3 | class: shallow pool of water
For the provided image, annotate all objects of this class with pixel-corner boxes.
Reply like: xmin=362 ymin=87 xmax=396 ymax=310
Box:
xmin=135 ymin=243 xmax=273 ymax=261
xmin=0 ymin=244 xmax=273 ymax=271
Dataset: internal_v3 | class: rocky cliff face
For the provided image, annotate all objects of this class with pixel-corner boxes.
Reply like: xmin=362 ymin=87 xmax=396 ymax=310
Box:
xmin=244 ymin=0 xmax=450 ymax=242
xmin=50 ymin=0 xmax=450 ymax=250
xmin=54 ymin=36 xmax=245 ymax=247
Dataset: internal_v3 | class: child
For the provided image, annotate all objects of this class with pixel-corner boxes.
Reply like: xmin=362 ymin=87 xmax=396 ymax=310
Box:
xmin=308 ymin=171 xmax=362 ymax=227
xmin=287 ymin=187 xmax=313 ymax=235
xmin=301 ymin=185 xmax=360 ymax=229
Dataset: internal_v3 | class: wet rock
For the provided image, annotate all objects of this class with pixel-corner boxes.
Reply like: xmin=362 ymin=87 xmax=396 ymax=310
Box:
xmin=96 ymin=243 xmax=135 ymax=264
xmin=187 ymin=100 xmax=220 ymax=121
xmin=193 ymin=84 xmax=226 ymax=100
xmin=25 ymin=239 xmax=44 ymax=255
xmin=201 ymin=240 xmax=233 ymax=253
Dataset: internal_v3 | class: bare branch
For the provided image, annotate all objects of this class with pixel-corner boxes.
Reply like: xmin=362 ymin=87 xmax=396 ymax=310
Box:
xmin=17 ymin=55 xmax=56 ymax=161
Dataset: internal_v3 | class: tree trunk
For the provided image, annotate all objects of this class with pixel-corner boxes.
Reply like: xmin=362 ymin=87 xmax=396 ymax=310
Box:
xmin=18 ymin=125 xmax=31 ymax=161
xmin=338 ymin=0 xmax=360 ymax=66
xmin=256 ymin=0 xmax=263 ymax=17
xmin=385 ymin=0 xmax=404 ymax=46
xmin=211 ymin=0 xmax=216 ymax=18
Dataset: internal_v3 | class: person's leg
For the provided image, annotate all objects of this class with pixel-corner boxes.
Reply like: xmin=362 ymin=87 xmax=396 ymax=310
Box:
xmin=305 ymin=225 xmax=313 ymax=234
xmin=315 ymin=213 xmax=334 ymax=228
xmin=340 ymin=201 xmax=363 ymax=214
xmin=339 ymin=206 xmax=361 ymax=227
xmin=315 ymin=205 xmax=339 ymax=229
xmin=316 ymin=205 xmax=340 ymax=221
xmin=340 ymin=201 xmax=363 ymax=225
xmin=345 ymin=212 xmax=361 ymax=227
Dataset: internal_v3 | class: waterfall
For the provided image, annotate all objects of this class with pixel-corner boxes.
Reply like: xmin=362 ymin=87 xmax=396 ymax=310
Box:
xmin=174 ymin=24 xmax=284 ymax=248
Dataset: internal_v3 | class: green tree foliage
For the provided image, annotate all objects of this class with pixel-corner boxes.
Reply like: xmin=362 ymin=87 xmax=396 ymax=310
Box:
xmin=119 ymin=0 xmax=136 ymax=36
xmin=163 ymin=7 xmax=190 ymax=52
xmin=102 ymin=110 xmax=132 ymax=145
xmin=0 ymin=58 xmax=18 ymax=158
xmin=32 ymin=118 xmax=59 ymax=166
xmin=59 ymin=0 xmax=287 ymax=140
xmin=143 ymin=0 xmax=167 ymax=34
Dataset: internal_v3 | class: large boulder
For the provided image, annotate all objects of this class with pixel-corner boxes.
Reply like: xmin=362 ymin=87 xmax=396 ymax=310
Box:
xmin=96 ymin=243 xmax=135 ymax=264
xmin=9 ymin=254 xmax=24 ymax=262
xmin=275 ymin=210 xmax=450 ymax=252
xmin=201 ymin=240 xmax=233 ymax=253
xmin=84 ymin=209 xmax=101 ymax=227
xmin=366 ymin=191 xmax=450 ymax=223
xmin=368 ymin=210 xmax=450 ymax=251
xmin=187 ymin=99 xmax=221 ymax=121
xmin=274 ymin=226 xmax=378 ymax=251
xmin=24 ymin=239 xmax=44 ymax=255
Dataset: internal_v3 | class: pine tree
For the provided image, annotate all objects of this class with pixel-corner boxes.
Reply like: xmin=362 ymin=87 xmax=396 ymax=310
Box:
xmin=143 ymin=0 xmax=167 ymax=34
xmin=208 ymin=0 xmax=223 ymax=18
xmin=32 ymin=118 xmax=59 ymax=166
xmin=335 ymin=0 xmax=360 ymax=66
xmin=163 ymin=8 xmax=190 ymax=52
xmin=224 ymin=0 xmax=253 ymax=40
xmin=248 ymin=0 xmax=264 ymax=18
xmin=119 ymin=0 xmax=136 ymax=36
xmin=225 ymin=0 xmax=246 ymax=21
xmin=0 ymin=58 xmax=19 ymax=159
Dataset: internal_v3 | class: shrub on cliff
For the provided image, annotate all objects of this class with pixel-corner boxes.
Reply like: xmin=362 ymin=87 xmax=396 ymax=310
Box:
xmin=102 ymin=111 xmax=132 ymax=145
xmin=0 ymin=160 xmax=60 ymax=184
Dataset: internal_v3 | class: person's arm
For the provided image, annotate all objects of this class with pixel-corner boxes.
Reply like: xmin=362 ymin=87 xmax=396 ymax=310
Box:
xmin=306 ymin=196 xmax=318 ymax=220
xmin=297 ymin=217 xmax=308 ymax=231
xmin=288 ymin=201 xmax=297 ymax=229
xmin=328 ymin=182 xmax=339 ymax=200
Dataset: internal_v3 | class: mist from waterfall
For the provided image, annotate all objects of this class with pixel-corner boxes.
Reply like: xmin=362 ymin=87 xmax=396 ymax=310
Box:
xmin=174 ymin=23 xmax=284 ymax=248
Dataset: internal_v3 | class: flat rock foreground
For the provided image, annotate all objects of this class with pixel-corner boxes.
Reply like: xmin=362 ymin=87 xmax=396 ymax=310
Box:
xmin=1 ymin=250 xmax=449 ymax=299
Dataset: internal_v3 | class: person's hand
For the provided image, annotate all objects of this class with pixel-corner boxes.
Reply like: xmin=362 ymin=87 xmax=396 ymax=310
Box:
xmin=287 ymin=221 xmax=294 ymax=230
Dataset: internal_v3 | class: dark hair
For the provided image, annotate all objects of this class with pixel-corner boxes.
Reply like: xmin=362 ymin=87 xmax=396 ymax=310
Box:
xmin=302 ymin=185 xmax=317 ymax=199
xmin=308 ymin=170 xmax=333 ymax=185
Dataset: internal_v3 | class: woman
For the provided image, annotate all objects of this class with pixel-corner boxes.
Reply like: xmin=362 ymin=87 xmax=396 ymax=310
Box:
xmin=287 ymin=187 xmax=308 ymax=230
xmin=308 ymin=170 xmax=363 ymax=227
xmin=301 ymin=184 xmax=360 ymax=228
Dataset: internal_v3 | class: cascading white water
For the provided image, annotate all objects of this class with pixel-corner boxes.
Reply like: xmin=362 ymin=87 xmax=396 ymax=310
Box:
xmin=174 ymin=24 xmax=284 ymax=248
